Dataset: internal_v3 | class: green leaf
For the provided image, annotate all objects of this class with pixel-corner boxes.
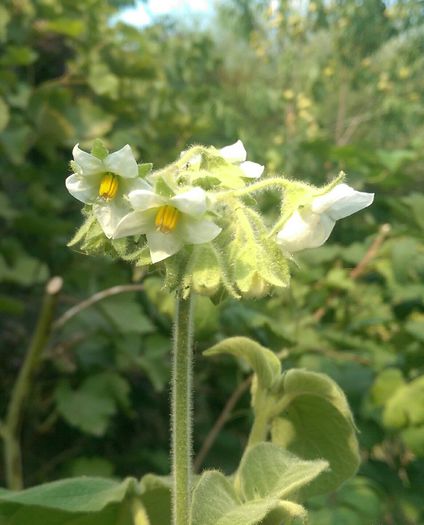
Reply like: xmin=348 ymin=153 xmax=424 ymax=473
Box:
xmin=0 ymin=253 xmax=49 ymax=286
xmin=91 ymin=138 xmax=109 ymax=160
xmin=139 ymin=474 xmax=171 ymax=525
xmin=204 ymin=337 xmax=281 ymax=390
xmin=370 ymin=368 xmax=405 ymax=406
xmin=190 ymin=471 xmax=280 ymax=525
xmin=66 ymin=457 xmax=115 ymax=478
xmin=0 ymin=5 xmax=10 ymax=42
xmin=99 ymin=295 xmax=154 ymax=335
xmin=237 ymin=443 xmax=328 ymax=502
xmin=43 ymin=18 xmax=85 ymax=37
xmin=0 ymin=95 xmax=9 ymax=132
xmin=271 ymin=370 xmax=360 ymax=497
xmin=261 ymin=501 xmax=307 ymax=525
xmin=88 ymin=63 xmax=119 ymax=99
xmin=0 ymin=477 xmax=136 ymax=512
xmin=383 ymin=376 xmax=424 ymax=429
xmin=55 ymin=372 xmax=130 ymax=436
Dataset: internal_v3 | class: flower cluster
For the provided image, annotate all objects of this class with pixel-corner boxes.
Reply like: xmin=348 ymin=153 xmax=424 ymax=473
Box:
xmin=66 ymin=139 xmax=373 ymax=298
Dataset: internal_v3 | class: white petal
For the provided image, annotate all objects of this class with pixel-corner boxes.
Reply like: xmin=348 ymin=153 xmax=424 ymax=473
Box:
xmin=122 ymin=177 xmax=153 ymax=194
xmin=277 ymin=210 xmax=335 ymax=253
xmin=181 ymin=218 xmax=222 ymax=244
xmin=239 ymin=161 xmax=264 ymax=179
xmin=146 ymin=231 xmax=183 ymax=263
xmin=65 ymin=174 xmax=98 ymax=204
xmin=72 ymin=144 xmax=104 ymax=177
xmin=170 ymin=187 xmax=207 ymax=216
xmin=312 ymin=183 xmax=374 ymax=220
xmin=94 ymin=199 xmax=133 ymax=239
xmin=113 ymin=210 xmax=155 ymax=239
xmin=219 ymin=140 xmax=247 ymax=163
xmin=103 ymin=144 xmax=138 ymax=179
xmin=128 ymin=189 xmax=166 ymax=211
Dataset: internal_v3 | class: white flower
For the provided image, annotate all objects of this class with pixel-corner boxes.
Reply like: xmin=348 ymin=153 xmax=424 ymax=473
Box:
xmin=181 ymin=140 xmax=264 ymax=178
xmin=66 ymin=144 xmax=149 ymax=238
xmin=277 ymin=183 xmax=374 ymax=253
xmin=113 ymin=187 xmax=222 ymax=263
xmin=219 ymin=140 xmax=264 ymax=178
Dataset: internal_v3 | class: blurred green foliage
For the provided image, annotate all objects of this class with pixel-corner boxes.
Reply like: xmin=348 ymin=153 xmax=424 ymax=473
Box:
xmin=0 ymin=0 xmax=423 ymax=523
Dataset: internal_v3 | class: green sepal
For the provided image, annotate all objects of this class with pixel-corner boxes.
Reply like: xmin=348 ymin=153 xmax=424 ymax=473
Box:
xmin=138 ymin=163 xmax=153 ymax=177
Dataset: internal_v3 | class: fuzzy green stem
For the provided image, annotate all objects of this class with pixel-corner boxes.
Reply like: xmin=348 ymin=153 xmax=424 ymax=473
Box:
xmin=246 ymin=393 xmax=270 ymax=448
xmin=172 ymin=289 xmax=194 ymax=525
xmin=220 ymin=177 xmax=291 ymax=199
xmin=2 ymin=277 xmax=62 ymax=490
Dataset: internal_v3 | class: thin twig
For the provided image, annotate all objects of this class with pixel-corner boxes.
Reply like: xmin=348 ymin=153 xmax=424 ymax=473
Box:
xmin=349 ymin=223 xmax=391 ymax=280
xmin=313 ymin=223 xmax=391 ymax=321
xmin=2 ymin=277 xmax=63 ymax=490
xmin=194 ymin=376 xmax=252 ymax=472
xmin=52 ymin=284 xmax=145 ymax=331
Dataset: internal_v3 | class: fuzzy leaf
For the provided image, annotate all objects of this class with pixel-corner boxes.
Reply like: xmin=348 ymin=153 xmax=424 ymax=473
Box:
xmin=271 ymin=370 xmax=360 ymax=497
xmin=204 ymin=337 xmax=281 ymax=390
xmin=190 ymin=471 xmax=280 ymax=525
xmin=237 ymin=443 xmax=328 ymax=502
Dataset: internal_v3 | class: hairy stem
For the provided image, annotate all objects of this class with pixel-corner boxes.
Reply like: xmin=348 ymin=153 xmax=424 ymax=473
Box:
xmin=246 ymin=405 xmax=270 ymax=448
xmin=2 ymin=277 xmax=62 ymax=490
xmin=221 ymin=177 xmax=291 ymax=199
xmin=172 ymin=289 xmax=194 ymax=525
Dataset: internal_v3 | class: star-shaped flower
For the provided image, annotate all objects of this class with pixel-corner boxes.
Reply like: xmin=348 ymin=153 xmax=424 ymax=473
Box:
xmin=66 ymin=144 xmax=149 ymax=238
xmin=113 ymin=187 xmax=222 ymax=263
xmin=277 ymin=183 xmax=374 ymax=253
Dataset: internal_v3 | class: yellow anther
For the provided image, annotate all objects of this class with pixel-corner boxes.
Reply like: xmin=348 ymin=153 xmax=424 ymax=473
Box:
xmin=99 ymin=173 xmax=119 ymax=200
xmin=155 ymin=205 xmax=180 ymax=233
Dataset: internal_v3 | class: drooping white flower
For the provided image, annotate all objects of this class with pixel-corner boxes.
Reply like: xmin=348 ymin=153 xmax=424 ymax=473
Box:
xmin=219 ymin=140 xmax=264 ymax=178
xmin=180 ymin=140 xmax=264 ymax=179
xmin=277 ymin=183 xmax=374 ymax=253
xmin=113 ymin=187 xmax=222 ymax=263
xmin=66 ymin=144 xmax=149 ymax=238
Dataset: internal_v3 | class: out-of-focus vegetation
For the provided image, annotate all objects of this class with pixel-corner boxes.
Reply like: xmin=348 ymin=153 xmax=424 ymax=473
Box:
xmin=0 ymin=0 xmax=423 ymax=523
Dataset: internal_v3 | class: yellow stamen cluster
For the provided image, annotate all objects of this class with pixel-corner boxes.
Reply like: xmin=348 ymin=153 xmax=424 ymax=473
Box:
xmin=155 ymin=205 xmax=180 ymax=233
xmin=99 ymin=173 xmax=119 ymax=200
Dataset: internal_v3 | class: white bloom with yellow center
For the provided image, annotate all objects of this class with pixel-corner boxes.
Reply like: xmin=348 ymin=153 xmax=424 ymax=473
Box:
xmin=65 ymin=144 xmax=149 ymax=238
xmin=113 ymin=187 xmax=222 ymax=263
xmin=277 ymin=183 xmax=374 ymax=253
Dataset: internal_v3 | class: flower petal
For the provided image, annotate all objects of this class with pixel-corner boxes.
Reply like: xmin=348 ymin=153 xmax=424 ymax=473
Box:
xmin=239 ymin=160 xmax=264 ymax=178
xmin=277 ymin=210 xmax=335 ymax=253
xmin=72 ymin=144 xmax=104 ymax=177
xmin=219 ymin=140 xmax=247 ymax=163
xmin=128 ymin=189 xmax=166 ymax=211
xmin=94 ymin=199 xmax=133 ymax=239
xmin=146 ymin=231 xmax=183 ymax=263
xmin=181 ymin=218 xmax=222 ymax=244
xmin=312 ymin=183 xmax=374 ymax=220
xmin=65 ymin=174 xmax=98 ymax=204
xmin=103 ymin=144 xmax=138 ymax=179
xmin=113 ymin=209 xmax=155 ymax=239
xmin=170 ymin=187 xmax=207 ymax=216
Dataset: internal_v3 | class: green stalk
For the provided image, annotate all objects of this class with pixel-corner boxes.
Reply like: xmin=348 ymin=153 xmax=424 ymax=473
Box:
xmin=2 ymin=277 xmax=62 ymax=490
xmin=246 ymin=392 xmax=270 ymax=448
xmin=171 ymin=289 xmax=194 ymax=525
